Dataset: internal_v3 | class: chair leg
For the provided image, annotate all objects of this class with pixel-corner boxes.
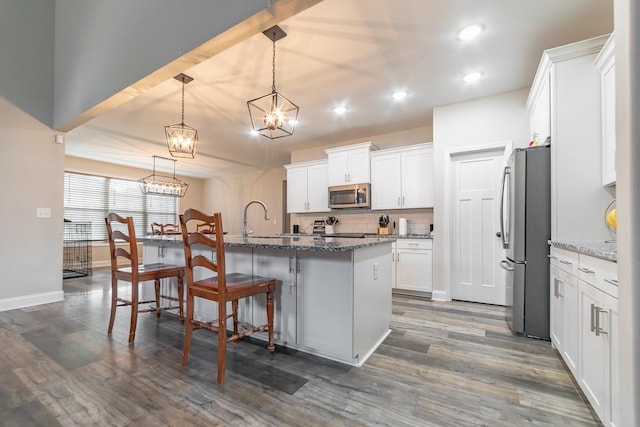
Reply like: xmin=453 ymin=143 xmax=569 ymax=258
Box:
xmin=154 ymin=279 xmax=161 ymax=319
xmin=217 ymin=299 xmax=227 ymax=385
xmin=266 ymin=288 xmax=275 ymax=358
xmin=181 ymin=291 xmax=194 ymax=365
xmin=129 ymin=281 xmax=139 ymax=343
xmin=231 ymin=299 xmax=239 ymax=338
xmin=177 ymin=274 xmax=185 ymax=325
xmin=107 ymin=274 xmax=118 ymax=334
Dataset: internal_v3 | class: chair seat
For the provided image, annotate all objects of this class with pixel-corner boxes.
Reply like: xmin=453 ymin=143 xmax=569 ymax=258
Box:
xmin=118 ymin=262 xmax=184 ymax=275
xmin=192 ymin=272 xmax=275 ymax=300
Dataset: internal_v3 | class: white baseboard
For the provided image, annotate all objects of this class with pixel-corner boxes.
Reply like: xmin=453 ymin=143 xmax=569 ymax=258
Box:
xmin=431 ymin=290 xmax=449 ymax=301
xmin=93 ymin=260 xmax=111 ymax=268
xmin=0 ymin=291 xmax=65 ymax=312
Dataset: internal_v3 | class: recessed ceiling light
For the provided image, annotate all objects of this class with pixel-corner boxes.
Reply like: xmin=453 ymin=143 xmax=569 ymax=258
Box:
xmin=333 ymin=106 xmax=347 ymax=114
xmin=392 ymin=90 xmax=408 ymax=101
xmin=463 ymin=72 xmax=483 ymax=83
xmin=457 ymin=24 xmax=484 ymax=41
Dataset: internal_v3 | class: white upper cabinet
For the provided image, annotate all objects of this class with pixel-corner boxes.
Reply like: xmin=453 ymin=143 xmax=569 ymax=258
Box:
xmin=284 ymin=160 xmax=330 ymax=213
xmin=325 ymin=142 xmax=375 ymax=186
xmin=526 ymin=35 xmax=611 ymax=242
xmin=594 ymin=33 xmax=616 ymax=186
xmin=370 ymin=143 xmax=434 ymax=210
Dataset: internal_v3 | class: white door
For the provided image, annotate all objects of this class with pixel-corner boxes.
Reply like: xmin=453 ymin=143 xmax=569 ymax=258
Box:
xmin=451 ymin=148 xmax=506 ymax=305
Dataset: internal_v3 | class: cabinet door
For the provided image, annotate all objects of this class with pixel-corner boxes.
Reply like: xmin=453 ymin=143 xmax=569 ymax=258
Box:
xmin=371 ymin=153 xmax=401 ymax=210
xmin=396 ymin=248 xmax=431 ymax=292
xmin=401 ymin=147 xmax=433 ymax=208
xmin=605 ymin=293 xmax=619 ymax=427
xmin=286 ymin=166 xmax=308 ymax=213
xmin=601 ymin=62 xmax=616 ymax=186
xmin=579 ymin=281 xmax=607 ymax=421
xmin=296 ymin=251 xmax=353 ymax=359
xmin=346 ymin=148 xmax=371 ymax=183
xmin=306 ymin=162 xmax=330 ymax=212
xmin=530 ymin=74 xmax=550 ymax=143
xmin=253 ymin=249 xmax=297 ymax=346
xmin=327 ymin=151 xmax=349 ymax=186
xmin=562 ymin=269 xmax=579 ymax=376
xmin=549 ymin=264 xmax=565 ymax=352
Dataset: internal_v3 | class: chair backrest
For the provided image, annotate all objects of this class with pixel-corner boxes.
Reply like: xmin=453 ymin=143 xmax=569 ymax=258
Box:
xmin=196 ymin=222 xmax=214 ymax=234
xmin=163 ymin=223 xmax=179 ymax=234
xmin=105 ymin=213 xmax=139 ymax=272
xmin=151 ymin=222 xmax=163 ymax=235
xmin=179 ymin=209 xmax=227 ymax=301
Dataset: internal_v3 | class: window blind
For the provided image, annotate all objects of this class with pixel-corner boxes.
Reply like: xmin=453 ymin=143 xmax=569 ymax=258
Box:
xmin=64 ymin=172 xmax=178 ymax=240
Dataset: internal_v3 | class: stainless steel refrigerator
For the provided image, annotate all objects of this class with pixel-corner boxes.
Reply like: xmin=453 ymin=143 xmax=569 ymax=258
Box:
xmin=499 ymin=145 xmax=550 ymax=339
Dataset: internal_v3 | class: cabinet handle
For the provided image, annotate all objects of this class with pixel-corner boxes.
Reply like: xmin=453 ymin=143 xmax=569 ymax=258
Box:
xmin=578 ymin=267 xmax=595 ymax=274
xmin=402 ymin=196 xmax=406 ymax=206
xmin=345 ymin=173 xmax=348 ymax=182
xmin=397 ymin=197 xmax=401 ymax=206
xmin=595 ymin=306 xmax=607 ymax=336
xmin=348 ymin=173 xmax=351 ymax=182
xmin=548 ymin=255 xmax=558 ymax=259
xmin=559 ymin=260 xmax=572 ymax=265
xmin=590 ymin=304 xmax=596 ymax=333
xmin=397 ymin=254 xmax=400 ymax=262
xmin=553 ymin=278 xmax=564 ymax=298
xmin=604 ymin=278 xmax=618 ymax=285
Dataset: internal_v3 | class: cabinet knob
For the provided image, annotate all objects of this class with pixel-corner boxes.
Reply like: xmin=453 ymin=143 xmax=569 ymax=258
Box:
xmin=496 ymin=232 xmax=502 ymax=238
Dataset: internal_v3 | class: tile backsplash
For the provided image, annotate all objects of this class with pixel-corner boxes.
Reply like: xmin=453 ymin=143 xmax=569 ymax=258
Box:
xmin=290 ymin=209 xmax=433 ymax=235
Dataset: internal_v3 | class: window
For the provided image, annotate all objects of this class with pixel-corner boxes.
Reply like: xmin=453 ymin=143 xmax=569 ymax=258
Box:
xmin=64 ymin=172 xmax=178 ymax=240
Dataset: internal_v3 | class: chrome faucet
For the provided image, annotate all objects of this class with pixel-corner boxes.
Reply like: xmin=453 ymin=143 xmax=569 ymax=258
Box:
xmin=242 ymin=200 xmax=269 ymax=237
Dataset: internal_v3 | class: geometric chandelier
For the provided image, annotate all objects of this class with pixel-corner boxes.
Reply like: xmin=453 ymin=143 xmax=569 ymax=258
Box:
xmin=165 ymin=73 xmax=198 ymax=158
xmin=138 ymin=155 xmax=189 ymax=197
xmin=247 ymin=25 xmax=300 ymax=139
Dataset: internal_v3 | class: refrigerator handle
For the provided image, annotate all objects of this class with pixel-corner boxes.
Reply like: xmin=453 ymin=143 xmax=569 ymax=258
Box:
xmin=499 ymin=166 xmax=510 ymax=248
xmin=499 ymin=260 xmax=514 ymax=272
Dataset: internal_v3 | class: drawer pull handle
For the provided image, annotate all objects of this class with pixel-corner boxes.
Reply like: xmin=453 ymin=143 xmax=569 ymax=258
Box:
xmin=595 ymin=306 xmax=607 ymax=336
xmin=604 ymin=278 xmax=618 ymax=285
xmin=559 ymin=260 xmax=572 ymax=265
xmin=590 ymin=304 xmax=596 ymax=333
xmin=548 ymin=255 xmax=557 ymax=259
xmin=578 ymin=267 xmax=595 ymax=274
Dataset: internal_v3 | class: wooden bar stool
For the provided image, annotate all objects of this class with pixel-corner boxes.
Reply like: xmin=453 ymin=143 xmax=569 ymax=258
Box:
xmin=179 ymin=209 xmax=277 ymax=385
xmin=105 ymin=213 xmax=185 ymax=343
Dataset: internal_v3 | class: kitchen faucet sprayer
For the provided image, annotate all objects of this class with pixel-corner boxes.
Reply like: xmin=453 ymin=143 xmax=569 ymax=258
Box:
xmin=242 ymin=200 xmax=269 ymax=237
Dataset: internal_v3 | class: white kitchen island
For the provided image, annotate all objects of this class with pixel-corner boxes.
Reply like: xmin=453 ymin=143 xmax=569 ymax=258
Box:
xmin=141 ymin=235 xmax=393 ymax=366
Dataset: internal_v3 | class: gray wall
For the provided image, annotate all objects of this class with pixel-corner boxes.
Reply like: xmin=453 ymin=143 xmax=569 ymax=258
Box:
xmin=0 ymin=0 xmax=54 ymax=126
xmin=53 ymin=0 xmax=267 ymax=129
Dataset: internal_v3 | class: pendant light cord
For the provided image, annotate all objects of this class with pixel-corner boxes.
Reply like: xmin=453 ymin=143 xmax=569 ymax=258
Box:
xmin=272 ymin=36 xmax=277 ymax=92
xmin=181 ymin=77 xmax=186 ymax=125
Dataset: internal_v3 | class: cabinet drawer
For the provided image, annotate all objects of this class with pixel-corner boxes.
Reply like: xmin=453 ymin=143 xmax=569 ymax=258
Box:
xmin=396 ymin=239 xmax=432 ymax=250
xmin=550 ymin=247 xmax=580 ymax=276
xmin=578 ymin=254 xmax=618 ymax=298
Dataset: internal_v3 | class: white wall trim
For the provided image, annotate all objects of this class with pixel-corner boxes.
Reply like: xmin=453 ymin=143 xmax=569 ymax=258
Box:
xmin=0 ymin=291 xmax=64 ymax=313
xmin=431 ymin=290 xmax=448 ymax=301
xmin=443 ymin=140 xmax=512 ymax=302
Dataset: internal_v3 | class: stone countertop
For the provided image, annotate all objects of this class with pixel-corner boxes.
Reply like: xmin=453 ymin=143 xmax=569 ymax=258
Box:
xmin=282 ymin=233 xmax=433 ymax=240
xmin=140 ymin=234 xmax=394 ymax=252
xmin=549 ymin=240 xmax=617 ymax=262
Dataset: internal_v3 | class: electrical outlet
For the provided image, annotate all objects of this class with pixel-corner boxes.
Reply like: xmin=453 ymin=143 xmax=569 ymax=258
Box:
xmin=36 ymin=207 xmax=51 ymax=218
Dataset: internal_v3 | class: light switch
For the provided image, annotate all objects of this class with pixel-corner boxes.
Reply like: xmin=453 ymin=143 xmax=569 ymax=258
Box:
xmin=36 ymin=207 xmax=51 ymax=218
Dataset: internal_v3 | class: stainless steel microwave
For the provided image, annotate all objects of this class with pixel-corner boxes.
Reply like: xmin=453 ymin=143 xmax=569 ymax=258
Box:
xmin=328 ymin=183 xmax=370 ymax=209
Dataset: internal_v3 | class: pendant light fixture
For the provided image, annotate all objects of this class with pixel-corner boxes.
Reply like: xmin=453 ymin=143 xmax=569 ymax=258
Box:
xmin=138 ymin=155 xmax=189 ymax=197
xmin=165 ymin=73 xmax=198 ymax=158
xmin=247 ymin=25 xmax=299 ymax=139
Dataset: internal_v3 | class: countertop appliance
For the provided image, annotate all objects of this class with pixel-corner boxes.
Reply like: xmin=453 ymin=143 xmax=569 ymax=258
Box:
xmin=328 ymin=183 xmax=370 ymax=209
xmin=499 ymin=145 xmax=550 ymax=340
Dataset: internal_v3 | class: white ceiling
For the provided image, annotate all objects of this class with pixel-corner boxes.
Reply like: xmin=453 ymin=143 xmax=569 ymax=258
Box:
xmin=64 ymin=0 xmax=613 ymax=179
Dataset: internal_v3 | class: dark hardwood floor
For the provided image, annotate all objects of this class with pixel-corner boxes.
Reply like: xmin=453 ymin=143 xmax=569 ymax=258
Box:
xmin=0 ymin=269 xmax=600 ymax=426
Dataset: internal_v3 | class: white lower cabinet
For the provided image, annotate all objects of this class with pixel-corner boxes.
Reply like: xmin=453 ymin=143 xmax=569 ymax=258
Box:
xmin=550 ymin=248 xmax=618 ymax=426
xmin=392 ymin=239 xmax=432 ymax=292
